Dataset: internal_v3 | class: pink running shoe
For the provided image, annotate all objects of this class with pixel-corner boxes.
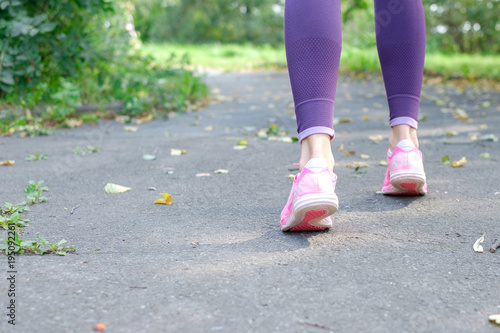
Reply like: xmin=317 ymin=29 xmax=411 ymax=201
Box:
xmin=281 ymin=158 xmax=339 ymax=231
xmin=381 ymin=140 xmax=427 ymax=195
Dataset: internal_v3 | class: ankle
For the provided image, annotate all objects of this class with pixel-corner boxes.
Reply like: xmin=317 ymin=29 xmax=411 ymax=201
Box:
xmin=390 ymin=125 xmax=419 ymax=151
xmin=299 ymin=134 xmax=335 ymax=172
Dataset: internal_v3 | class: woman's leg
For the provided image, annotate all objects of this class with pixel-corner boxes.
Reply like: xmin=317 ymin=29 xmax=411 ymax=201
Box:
xmin=374 ymin=0 xmax=426 ymax=151
xmin=375 ymin=0 xmax=427 ymax=195
xmin=284 ymin=0 xmax=342 ymax=172
xmin=281 ymin=0 xmax=341 ymax=231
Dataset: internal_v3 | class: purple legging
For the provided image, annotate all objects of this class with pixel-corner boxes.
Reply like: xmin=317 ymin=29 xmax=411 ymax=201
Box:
xmin=285 ymin=0 xmax=426 ymax=142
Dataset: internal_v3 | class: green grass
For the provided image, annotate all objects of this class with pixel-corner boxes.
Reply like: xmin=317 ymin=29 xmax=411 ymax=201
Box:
xmin=143 ymin=43 xmax=500 ymax=79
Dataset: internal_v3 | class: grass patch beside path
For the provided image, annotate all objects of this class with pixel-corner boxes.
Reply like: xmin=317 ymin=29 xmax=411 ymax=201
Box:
xmin=143 ymin=43 xmax=500 ymax=79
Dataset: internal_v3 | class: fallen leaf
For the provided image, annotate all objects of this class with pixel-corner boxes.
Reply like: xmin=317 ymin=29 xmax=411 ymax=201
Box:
xmin=148 ymin=187 xmax=156 ymax=191
xmin=170 ymin=149 xmax=188 ymax=156
xmin=360 ymin=154 xmax=370 ymax=159
xmin=105 ymin=183 xmax=132 ymax=193
xmin=124 ymin=126 xmax=138 ymax=132
xmin=346 ymin=162 xmax=369 ymax=169
xmin=95 ymin=323 xmax=106 ymax=331
xmin=481 ymin=134 xmax=499 ymax=142
xmin=0 ymin=160 xmax=14 ymax=166
xmin=489 ymin=314 xmax=500 ymax=325
xmin=204 ymin=125 xmax=214 ymax=131
xmin=154 ymin=193 xmax=173 ymax=205
xmin=447 ymin=131 xmax=458 ymax=137
xmin=196 ymin=173 xmax=211 ymax=177
xmin=233 ymin=145 xmax=247 ymax=150
xmin=291 ymin=137 xmax=299 ymax=143
xmin=470 ymin=135 xmax=478 ymax=141
xmin=337 ymin=144 xmax=344 ymax=151
xmin=133 ymin=113 xmax=154 ymax=124
xmin=342 ymin=150 xmax=355 ymax=156
xmin=287 ymin=174 xmax=295 ymax=179
xmin=454 ymin=109 xmax=469 ymax=121
xmin=165 ymin=132 xmax=172 ymax=137
xmin=373 ymin=102 xmax=383 ymax=108
xmin=362 ymin=115 xmax=371 ymax=121
xmin=452 ymin=156 xmax=467 ymax=167
xmin=435 ymin=99 xmax=445 ymax=106
xmin=379 ymin=160 xmax=387 ymax=166
xmin=115 ymin=115 xmax=130 ymax=123
xmin=419 ymin=115 xmax=427 ymax=122
xmin=479 ymin=152 xmax=490 ymax=158
xmin=214 ymin=169 xmax=229 ymax=174
xmin=369 ymin=135 xmax=383 ymax=144
xmin=479 ymin=124 xmax=488 ymax=130
xmin=481 ymin=101 xmax=491 ymax=108
xmin=339 ymin=118 xmax=353 ymax=124
xmin=473 ymin=233 xmax=485 ymax=253
xmin=65 ymin=118 xmax=83 ymax=128
xmin=257 ymin=129 xmax=268 ymax=138
xmin=279 ymin=137 xmax=293 ymax=143
xmin=142 ymin=154 xmax=156 ymax=161
xmin=442 ymin=155 xmax=450 ymax=165
xmin=237 ymin=139 xmax=248 ymax=146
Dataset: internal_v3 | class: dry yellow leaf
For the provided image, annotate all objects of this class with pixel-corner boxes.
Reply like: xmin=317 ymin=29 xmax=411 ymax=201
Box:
xmin=339 ymin=118 xmax=353 ymax=123
xmin=454 ymin=109 xmax=469 ymax=121
xmin=473 ymin=233 xmax=485 ymax=253
xmin=65 ymin=118 xmax=83 ymax=128
xmin=488 ymin=314 xmax=500 ymax=325
xmin=369 ymin=135 xmax=384 ymax=143
xmin=287 ymin=174 xmax=295 ymax=179
xmin=0 ymin=160 xmax=15 ymax=166
xmin=342 ymin=150 xmax=355 ymax=156
xmin=360 ymin=154 xmax=370 ymax=159
xmin=379 ymin=160 xmax=388 ymax=166
xmin=237 ymin=139 xmax=249 ymax=146
xmin=171 ymin=149 xmax=188 ymax=156
xmin=105 ymin=183 xmax=132 ymax=193
xmin=124 ymin=126 xmax=138 ymax=132
xmin=479 ymin=124 xmax=488 ymax=130
xmin=154 ymin=193 xmax=173 ymax=205
xmin=337 ymin=144 xmax=344 ymax=151
xmin=362 ymin=115 xmax=371 ymax=121
xmin=452 ymin=156 xmax=467 ymax=167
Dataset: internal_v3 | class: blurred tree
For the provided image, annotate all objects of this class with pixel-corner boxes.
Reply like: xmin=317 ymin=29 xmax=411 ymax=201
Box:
xmin=131 ymin=0 xmax=499 ymax=53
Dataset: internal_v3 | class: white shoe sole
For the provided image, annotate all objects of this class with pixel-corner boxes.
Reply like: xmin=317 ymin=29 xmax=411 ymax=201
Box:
xmin=281 ymin=193 xmax=339 ymax=231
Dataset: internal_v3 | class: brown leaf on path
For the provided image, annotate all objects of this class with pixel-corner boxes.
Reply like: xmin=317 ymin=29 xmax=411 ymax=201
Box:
xmin=337 ymin=144 xmax=344 ymax=151
xmin=170 ymin=149 xmax=188 ymax=156
xmin=342 ymin=150 xmax=355 ymax=156
xmin=154 ymin=193 xmax=173 ymax=205
xmin=0 ymin=160 xmax=14 ymax=166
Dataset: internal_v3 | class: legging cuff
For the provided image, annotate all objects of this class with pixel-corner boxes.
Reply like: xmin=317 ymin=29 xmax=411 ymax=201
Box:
xmin=298 ymin=126 xmax=335 ymax=143
xmin=389 ymin=116 xmax=418 ymax=129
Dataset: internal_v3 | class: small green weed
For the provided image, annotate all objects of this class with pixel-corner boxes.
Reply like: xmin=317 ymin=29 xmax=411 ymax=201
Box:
xmin=25 ymin=180 xmax=49 ymax=204
xmin=0 ymin=232 xmax=75 ymax=256
xmin=0 ymin=212 xmax=30 ymax=230
xmin=26 ymin=153 xmax=49 ymax=161
xmin=73 ymin=145 xmax=102 ymax=155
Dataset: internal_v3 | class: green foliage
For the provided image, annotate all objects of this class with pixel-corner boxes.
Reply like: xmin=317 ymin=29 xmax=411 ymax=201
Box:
xmin=133 ymin=0 xmax=500 ymax=54
xmin=25 ymin=180 xmax=48 ymax=204
xmin=0 ymin=0 xmax=209 ymax=133
xmin=133 ymin=0 xmax=285 ymax=45
xmin=0 ymin=232 xmax=75 ymax=255
xmin=25 ymin=153 xmax=48 ymax=161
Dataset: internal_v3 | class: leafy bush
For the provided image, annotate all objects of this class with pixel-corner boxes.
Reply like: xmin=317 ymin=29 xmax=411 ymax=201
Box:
xmin=0 ymin=0 xmax=209 ymax=133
